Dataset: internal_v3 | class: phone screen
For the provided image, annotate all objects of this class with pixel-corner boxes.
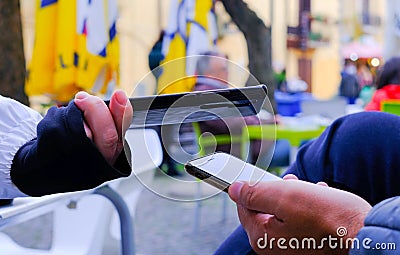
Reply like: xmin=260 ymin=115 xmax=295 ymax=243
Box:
xmin=185 ymin=152 xmax=280 ymax=192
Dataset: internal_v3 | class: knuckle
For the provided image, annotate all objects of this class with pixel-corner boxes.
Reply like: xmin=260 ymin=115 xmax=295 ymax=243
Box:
xmin=243 ymin=185 xmax=257 ymax=207
xmin=83 ymin=95 xmax=105 ymax=111
xmin=99 ymin=128 xmax=119 ymax=149
xmin=91 ymin=97 xmax=106 ymax=109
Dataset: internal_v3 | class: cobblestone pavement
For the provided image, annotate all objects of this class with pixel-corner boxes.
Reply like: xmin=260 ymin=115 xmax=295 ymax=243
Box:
xmin=0 ymin=172 xmax=241 ymax=255
xmin=134 ymin=173 xmax=241 ymax=255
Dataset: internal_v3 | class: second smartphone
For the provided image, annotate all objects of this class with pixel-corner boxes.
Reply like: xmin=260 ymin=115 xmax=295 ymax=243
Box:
xmin=185 ymin=152 xmax=280 ymax=192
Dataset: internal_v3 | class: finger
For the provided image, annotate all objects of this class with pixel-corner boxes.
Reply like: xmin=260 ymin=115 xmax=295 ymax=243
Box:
xmin=238 ymin=205 xmax=276 ymax=231
xmin=237 ymin=205 xmax=267 ymax=238
xmin=237 ymin=205 xmax=279 ymax=249
xmin=229 ymin=180 xmax=319 ymax=216
xmin=74 ymin=91 xmax=118 ymax=163
xmin=282 ymin=174 xmax=298 ymax=180
xmin=109 ymin=90 xmax=133 ymax=141
xmin=237 ymin=204 xmax=256 ymax=230
xmin=229 ymin=181 xmax=283 ymax=216
xmin=83 ymin=121 xmax=93 ymax=140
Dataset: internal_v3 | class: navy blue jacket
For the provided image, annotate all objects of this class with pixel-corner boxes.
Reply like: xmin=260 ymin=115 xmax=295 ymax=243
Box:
xmin=285 ymin=111 xmax=400 ymax=206
xmin=11 ymin=101 xmax=131 ymax=197
xmin=285 ymin=111 xmax=400 ymax=254
xmin=350 ymin=197 xmax=400 ymax=254
xmin=215 ymin=111 xmax=400 ymax=255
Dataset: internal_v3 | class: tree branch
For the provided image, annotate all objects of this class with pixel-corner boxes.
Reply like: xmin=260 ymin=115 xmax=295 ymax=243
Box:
xmin=220 ymin=0 xmax=276 ymax=112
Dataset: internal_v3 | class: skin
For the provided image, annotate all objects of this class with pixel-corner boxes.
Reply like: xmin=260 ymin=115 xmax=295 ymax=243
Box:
xmin=206 ymin=56 xmax=229 ymax=82
xmin=228 ymin=176 xmax=372 ymax=255
xmin=74 ymin=90 xmax=133 ymax=165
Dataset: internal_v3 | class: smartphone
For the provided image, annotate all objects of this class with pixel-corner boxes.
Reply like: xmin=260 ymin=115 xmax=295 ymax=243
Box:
xmin=185 ymin=152 xmax=280 ymax=192
xmin=107 ymin=85 xmax=268 ymax=128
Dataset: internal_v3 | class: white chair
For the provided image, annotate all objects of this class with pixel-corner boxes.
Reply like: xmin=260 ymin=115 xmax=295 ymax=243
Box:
xmin=0 ymin=128 xmax=162 ymax=255
xmin=104 ymin=128 xmax=163 ymax=249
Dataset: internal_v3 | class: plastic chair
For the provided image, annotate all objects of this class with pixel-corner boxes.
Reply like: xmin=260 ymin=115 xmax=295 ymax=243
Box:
xmin=0 ymin=128 xmax=162 ymax=255
xmin=105 ymin=128 xmax=163 ymax=248
xmin=381 ymin=100 xmax=400 ymax=116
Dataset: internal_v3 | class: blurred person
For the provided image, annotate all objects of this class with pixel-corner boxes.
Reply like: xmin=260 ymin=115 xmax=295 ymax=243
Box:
xmin=356 ymin=59 xmax=374 ymax=89
xmin=216 ymin=110 xmax=400 ymax=254
xmin=193 ymin=51 xmax=290 ymax=169
xmin=358 ymin=84 xmax=376 ymax=107
xmin=365 ymin=57 xmax=400 ymax=111
xmin=273 ymin=61 xmax=288 ymax=92
xmin=148 ymin=30 xmax=165 ymax=84
xmin=339 ymin=60 xmax=361 ymax=104
xmin=0 ymin=90 xmax=132 ymax=200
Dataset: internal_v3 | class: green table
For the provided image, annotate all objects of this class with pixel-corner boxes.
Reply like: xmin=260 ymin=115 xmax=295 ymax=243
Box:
xmin=241 ymin=124 xmax=326 ymax=163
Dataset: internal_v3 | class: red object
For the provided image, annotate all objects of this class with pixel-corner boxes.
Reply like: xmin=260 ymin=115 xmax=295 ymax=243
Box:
xmin=365 ymin=85 xmax=400 ymax=111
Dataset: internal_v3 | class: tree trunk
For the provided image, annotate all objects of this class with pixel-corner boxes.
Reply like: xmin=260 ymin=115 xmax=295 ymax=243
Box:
xmin=0 ymin=0 xmax=29 ymax=105
xmin=220 ymin=0 xmax=276 ymax=112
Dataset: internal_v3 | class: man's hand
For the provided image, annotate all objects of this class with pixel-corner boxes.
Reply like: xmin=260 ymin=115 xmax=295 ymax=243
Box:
xmin=74 ymin=90 xmax=133 ymax=165
xmin=228 ymin=178 xmax=372 ymax=255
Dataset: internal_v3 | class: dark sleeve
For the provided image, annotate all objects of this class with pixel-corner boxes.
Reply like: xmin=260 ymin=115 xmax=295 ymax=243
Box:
xmin=349 ymin=197 xmax=400 ymax=254
xmin=11 ymin=101 xmax=131 ymax=197
xmin=283 ymin=111 xmax=400 ymax=205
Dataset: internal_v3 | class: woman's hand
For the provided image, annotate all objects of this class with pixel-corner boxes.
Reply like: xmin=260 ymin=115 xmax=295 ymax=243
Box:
xmin=74 ymin=90 xmax=133 ymax=165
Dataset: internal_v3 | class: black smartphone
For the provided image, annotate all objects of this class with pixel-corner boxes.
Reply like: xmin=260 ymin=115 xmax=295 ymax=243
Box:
xmin=106 ymin=85 xmax=268 ymax=128
xmin=185 ymin=152 xmax=280 ymax=192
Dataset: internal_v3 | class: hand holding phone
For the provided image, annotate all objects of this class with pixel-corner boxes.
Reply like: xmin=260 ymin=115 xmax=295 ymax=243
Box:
xmin=185 ymin=152 xmax=280 ymax=192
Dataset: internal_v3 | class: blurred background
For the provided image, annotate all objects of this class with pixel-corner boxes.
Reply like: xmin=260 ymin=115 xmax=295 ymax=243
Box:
xmin=1 ymin=1 xmax=400 ymax=254
xmin=4 ymin=0 xmax=397 ymax=106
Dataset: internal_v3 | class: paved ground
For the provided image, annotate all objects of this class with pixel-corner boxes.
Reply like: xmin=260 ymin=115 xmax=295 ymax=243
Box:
xmin=134 ymin=173 xmax=241 ymax=255
xmin=0 ymin=171 xmax=241 ymax=255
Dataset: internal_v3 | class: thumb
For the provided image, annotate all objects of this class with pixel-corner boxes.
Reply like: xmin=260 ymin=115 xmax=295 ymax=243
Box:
xmin=228 ymin=182 xmax=244 ymax=202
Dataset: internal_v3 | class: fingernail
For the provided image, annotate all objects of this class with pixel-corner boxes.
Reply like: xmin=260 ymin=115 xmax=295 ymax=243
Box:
xmin=229 ymin=182 xmax=244 ymax=201
xmin=115 ymin=91 xmax=128 ymax=106
xmin=75 ymin=91 xmax=89 ymax=100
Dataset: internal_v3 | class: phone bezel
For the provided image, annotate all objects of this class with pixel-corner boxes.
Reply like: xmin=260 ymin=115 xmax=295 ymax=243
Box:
xmin=185 ymin=162 xmax=231 ymax=193
xmin=185 ymin=152 xmax=280 ymax=193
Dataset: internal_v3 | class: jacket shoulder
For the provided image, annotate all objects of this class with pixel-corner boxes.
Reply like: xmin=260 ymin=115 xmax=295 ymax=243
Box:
xmin=350 ymin=197 xmax=400 ymax=254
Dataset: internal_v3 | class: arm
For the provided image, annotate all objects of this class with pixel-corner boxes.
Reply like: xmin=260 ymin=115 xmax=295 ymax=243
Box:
xmin=11 ymin=91 xmax=133 ymax=197
xmin=0 ymin=96 xmax=43 ymax=198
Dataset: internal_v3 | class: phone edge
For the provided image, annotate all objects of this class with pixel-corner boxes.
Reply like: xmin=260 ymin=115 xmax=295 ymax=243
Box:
xmin=184 ymin=163 xmax=230 ymax=193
